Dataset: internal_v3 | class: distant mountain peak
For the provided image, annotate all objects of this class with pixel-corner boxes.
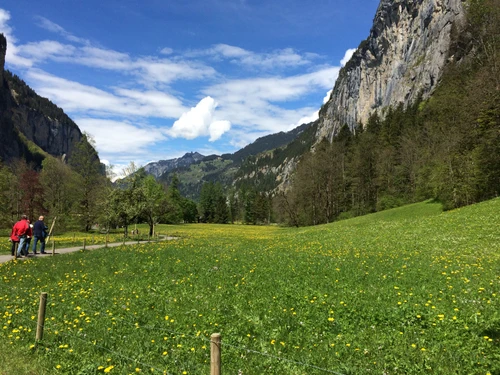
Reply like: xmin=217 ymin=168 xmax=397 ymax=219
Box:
xmin=143 ymin=152 xmax=205 ymax=178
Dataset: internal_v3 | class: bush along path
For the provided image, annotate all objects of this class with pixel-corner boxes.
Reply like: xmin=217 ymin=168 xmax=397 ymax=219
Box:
xmin=0 ymin=235 xmax=177 ymax=264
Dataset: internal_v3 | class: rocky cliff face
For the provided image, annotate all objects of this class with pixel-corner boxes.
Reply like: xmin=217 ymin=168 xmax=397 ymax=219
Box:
xmin=316 ymin=0 xmax=466 ymax=142
xmin=0 ymin=34 xmax=92 ymax=166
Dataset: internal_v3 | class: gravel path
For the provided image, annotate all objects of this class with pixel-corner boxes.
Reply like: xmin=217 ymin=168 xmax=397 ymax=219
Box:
xmin=0 ymin=237 xmax=177 ymax=264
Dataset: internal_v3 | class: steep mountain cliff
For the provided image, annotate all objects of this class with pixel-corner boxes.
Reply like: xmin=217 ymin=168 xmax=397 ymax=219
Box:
xmin=0 ymin=34 xmax=94 ymax=166
xmin=316 ymin=0 xmax=466 ymax=142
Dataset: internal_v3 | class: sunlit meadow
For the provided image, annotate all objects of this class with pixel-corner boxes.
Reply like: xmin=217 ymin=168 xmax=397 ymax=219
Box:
xmin=1 ymin=199 xmax=499 ymax=374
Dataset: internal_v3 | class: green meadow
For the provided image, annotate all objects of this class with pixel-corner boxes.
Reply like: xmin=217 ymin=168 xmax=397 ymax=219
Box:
xmin=1 ymin=199 xmax=499 ymax=374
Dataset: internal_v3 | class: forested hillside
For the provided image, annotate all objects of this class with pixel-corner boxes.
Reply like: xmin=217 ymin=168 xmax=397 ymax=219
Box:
xmin=276 ymin=0 xmax=499 ymax=226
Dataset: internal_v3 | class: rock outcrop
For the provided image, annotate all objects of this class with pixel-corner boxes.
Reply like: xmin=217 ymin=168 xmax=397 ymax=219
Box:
xmin=0 ymin=34 xmax=94 ymax=166
xmin=316 ymin=0 xmax=466 ymax=142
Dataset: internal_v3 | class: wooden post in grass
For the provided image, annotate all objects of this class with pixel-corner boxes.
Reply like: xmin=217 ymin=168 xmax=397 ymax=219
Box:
xmin=211 ymin=333 xmax=221 ymax=375
xmin=45 ymin=216 xmax=57 ymax=245
xmin=52 ymin=241 xmax=55 ymax=256
xmin=83 ymin=239 xmax=86 ymax=251
xmin=36 ymin=292 xmax=47 ymax=341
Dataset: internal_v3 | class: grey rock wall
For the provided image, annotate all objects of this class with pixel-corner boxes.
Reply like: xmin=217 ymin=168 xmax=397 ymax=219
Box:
xmin=316 ymin=0 xmax=466 ymax=142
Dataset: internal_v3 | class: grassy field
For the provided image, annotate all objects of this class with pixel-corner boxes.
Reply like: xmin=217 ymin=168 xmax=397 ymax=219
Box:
xmin=0 ymin=199 xmax=499 ymax=374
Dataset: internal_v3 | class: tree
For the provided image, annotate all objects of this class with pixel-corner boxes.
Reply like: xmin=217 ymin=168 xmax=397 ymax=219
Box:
xmin=40 ymin=156 xmax=78 ymax=230
xmin=181 ymin=198 xmax=198 ymax=223
xmin=0 ymin=162 xmax=15 ymax=226
xmin=69 ymin=133 xmax=106 ymax=231
xmin=142 ymin=175 xmax=168 ymax=236
xmin=18 ymin=169 xmax=45 ymax=222
xmin=163 ymin=174 xmax=183 ymax=224
xmin=198 ymin=182 xmax=228 ymax=223
xmin=111 ymin=163 xmax=147 ymax=236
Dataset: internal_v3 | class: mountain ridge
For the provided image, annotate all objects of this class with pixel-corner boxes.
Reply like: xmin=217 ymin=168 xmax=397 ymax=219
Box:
xmin=0 ymin=33 xmax=98 ymax=167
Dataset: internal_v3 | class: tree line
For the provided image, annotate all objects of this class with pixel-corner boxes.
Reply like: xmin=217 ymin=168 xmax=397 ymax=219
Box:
xmin=0 ymin=134 xmax=200 ymax=235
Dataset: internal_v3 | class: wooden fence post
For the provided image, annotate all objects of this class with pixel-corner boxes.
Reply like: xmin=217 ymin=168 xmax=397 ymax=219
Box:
xmin=36 ymin=292 xmax=48 ymax=341
xmin=211 ymin=333 xmax=221 ymax=375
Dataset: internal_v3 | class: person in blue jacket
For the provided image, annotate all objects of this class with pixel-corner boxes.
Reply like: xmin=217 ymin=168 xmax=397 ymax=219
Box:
xmin=32 ymin=216 xmax=48 ymax=254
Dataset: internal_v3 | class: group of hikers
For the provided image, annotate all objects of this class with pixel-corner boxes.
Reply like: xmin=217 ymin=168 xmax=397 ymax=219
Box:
xmin=9 ymin=215 xmax=48 ymax=257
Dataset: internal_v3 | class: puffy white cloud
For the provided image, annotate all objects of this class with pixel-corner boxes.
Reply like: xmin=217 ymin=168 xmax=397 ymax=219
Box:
xmin=169 ymin=96 xmax=231 ymax=141
xmin=340 ymin=48 xmax=356 ymax=66
xmin=208 ymin=120 xmax=231 ymax=142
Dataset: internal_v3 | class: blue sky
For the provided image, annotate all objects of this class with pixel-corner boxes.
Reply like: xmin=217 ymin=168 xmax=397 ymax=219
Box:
xmin=0 ymin=0 xmax=379 ymax=175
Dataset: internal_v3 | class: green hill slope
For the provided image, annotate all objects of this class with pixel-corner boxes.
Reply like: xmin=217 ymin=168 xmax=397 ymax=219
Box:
xmin=1 ymin=198 xmax=499 ymax=374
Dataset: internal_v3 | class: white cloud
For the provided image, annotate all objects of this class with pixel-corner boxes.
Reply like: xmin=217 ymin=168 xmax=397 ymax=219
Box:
xmin=189 ymin=43 xmax=314 ymax=69
xmin=135 ymin=57 xmax=216 ymax=85
xmin=26 ymin=69 xmax=186 ymax=118
xmin=201 ymin=66 xmax=339 ymax=137
xmin=208 ymin=120 xmax=231 ymax=142
xmin=169 ymin=96 xmax=231 ymax=141
xmin=323 ymin=89 xmax=333 ymax=104
xmin=160 ymin=47 xmax=173 ymax=55
xmin=75 ymin=118 xmax=166 ymax=154
xmin=18 ymin=40 xmax=76 ymax=61
xmin=35 ymin=16 xmax=90 ymax=44
xmin=0 ymin=9 xmax=33 ymax=67
xmin=340 ymin=48 xmax=356 ymax=66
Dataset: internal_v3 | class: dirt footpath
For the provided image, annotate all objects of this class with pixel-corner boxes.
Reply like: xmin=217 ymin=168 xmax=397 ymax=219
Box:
xmin=0 ymin=237 xmax=177 ymax=264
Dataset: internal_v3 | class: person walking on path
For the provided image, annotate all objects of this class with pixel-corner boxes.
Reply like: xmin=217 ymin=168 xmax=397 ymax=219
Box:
xmin=22 ymin=220 xmax=33 ymax=256
xmin=11 ymin=215 xmax=29 ymax=257
xmin=9 ymin=224 xmax=20 ymax=256
xmin=32 ymin=216 xmax=48 ymax=254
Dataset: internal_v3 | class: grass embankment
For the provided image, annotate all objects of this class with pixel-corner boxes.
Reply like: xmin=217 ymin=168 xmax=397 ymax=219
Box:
xmin=0 ymin=199 xmax=499 ymax=374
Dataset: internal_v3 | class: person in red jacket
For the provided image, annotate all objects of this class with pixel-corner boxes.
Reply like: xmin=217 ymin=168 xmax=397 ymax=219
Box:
xmin=23 ymin=220 xmax=33 ymax=256
xmin=10 ymin=215 xmax=29 ymax=257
